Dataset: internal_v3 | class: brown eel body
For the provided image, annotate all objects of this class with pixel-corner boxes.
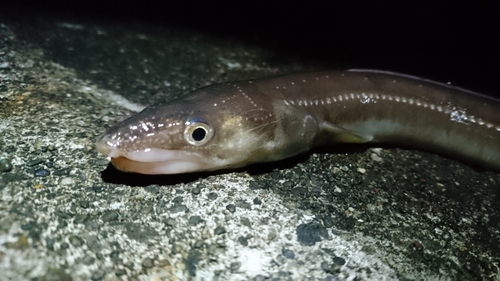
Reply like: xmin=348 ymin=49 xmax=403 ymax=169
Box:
xmin=96 ymin=69 xmax=500 ymax=174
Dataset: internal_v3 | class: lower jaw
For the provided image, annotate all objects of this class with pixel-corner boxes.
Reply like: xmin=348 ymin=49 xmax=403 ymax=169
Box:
xmin=111 ymin=156 xmax=158 ymax=174
xmin=110 ymin=156 xmax=203 ymax=174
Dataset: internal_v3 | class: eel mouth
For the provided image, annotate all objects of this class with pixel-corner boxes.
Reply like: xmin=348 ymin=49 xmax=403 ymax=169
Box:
xmin=97 ymin=143 xmax=207 ymax=174
xmin=110 ymin=155 xmax=204 ymax=174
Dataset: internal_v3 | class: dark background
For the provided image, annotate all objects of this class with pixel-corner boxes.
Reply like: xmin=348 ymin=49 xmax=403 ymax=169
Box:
xmin=5 ymin=0 xmax=500 ymax=97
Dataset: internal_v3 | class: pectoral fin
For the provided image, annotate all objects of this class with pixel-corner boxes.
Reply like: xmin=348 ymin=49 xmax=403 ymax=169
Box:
xmin=320 ymin=121 xmax=373 ymax=143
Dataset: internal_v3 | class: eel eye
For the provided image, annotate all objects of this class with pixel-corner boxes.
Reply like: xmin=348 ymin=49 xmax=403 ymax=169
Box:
xmin=184 ymin=119 xmax=214 ymax=146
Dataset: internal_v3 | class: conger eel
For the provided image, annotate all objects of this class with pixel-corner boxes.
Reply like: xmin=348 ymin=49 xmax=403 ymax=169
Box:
xmin=96 ymin=69 xmax=500 ymax=174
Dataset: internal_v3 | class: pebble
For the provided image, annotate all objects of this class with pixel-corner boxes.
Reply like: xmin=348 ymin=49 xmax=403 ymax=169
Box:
xmin=240 ymin=217 xmax=251 ymax=227
xmin=172 ymin=196 xmax=183 ymax=203
xmin=321 ymin=256 xmax=346 ymax=274
xmin=207 ymin=192 xmax=218 ymax=200
xmin=58 ymin=220 xmax=69 ymax=228
xmin=165 ymin=218 xmax=176 ymax=226
xmin=282 ymin=249 xmax=295 ymax=259
xmin=101 ymin=211 xmax=119 ymax=222
xmin=230 ymin=261 xmax=241 ymax=272
xmin=214 ymin=226 xmax=226 ymax=235
xmin=78 ymin=173 xmax=87 ymax=181
xmin=296 ymin=222 xmax=328 ymax=246
xmin=371 ymin=153 xmax=383 ymax=162
xmin=226 ymin=204 xmax=236 ymax=213
xmin=185 ymin=250 xmax=202 ymax=276
xmin=142 ymin=258 xmax=154 ymax=268
xmin=238 ymin=236 xmax=248 ymax=246
xmin=194 ymin=240 xmax=204 ymax=248
xmin=53 ymin=169 xmax=68 ymax=176
xmin=333 ymin=256 xmax=346 ymax=266
xmin=110 ymin=250 xmax=120 ymax=258
xmin=249 ymin=181 xmax=265 ymax=190
xmin=191 ymin=186 xmax=201 ymax=195
xmin=27 ymin=158 xmax=43 ymax=167
xmin=0 ymin=158 xmax=13 ymax=172
xmin=46 ymin=193 xmax=56 ymax=200
xmin=34 ymin=168 xmax=50 ymax=177
xmin=144 ymin=185 xmax=160 ymax=193
xmin=188 ymin=215 xmax=203 ymax=225
xmin=74 ymin=214 xmax=90 ymax=224
xmin=79 ymin=201 xmax=90 ymax=209
xmin=69 ymin=235 xmax=84 ymax=247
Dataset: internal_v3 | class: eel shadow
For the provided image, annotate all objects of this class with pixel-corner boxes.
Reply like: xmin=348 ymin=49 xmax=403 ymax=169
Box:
xmin=100 ymin=143 xmax=371 ymax=186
